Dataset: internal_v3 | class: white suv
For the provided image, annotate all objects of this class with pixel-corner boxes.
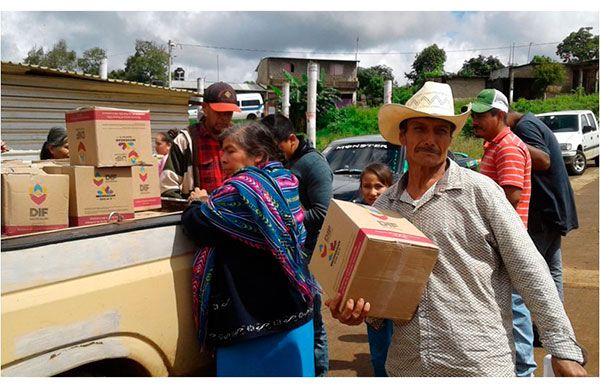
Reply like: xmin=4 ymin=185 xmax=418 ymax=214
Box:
xmin=536 ymin=110 xmax=600 ymax=175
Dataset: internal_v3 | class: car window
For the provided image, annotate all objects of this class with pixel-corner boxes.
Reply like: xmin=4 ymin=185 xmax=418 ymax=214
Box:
xmin=240 ymin=100 xmax=261 ymax=107
xmin=325 ymin=142 xmax=403 ymax=174
xmin=586 ymin=114 xmax=597 ymax=130
xmin=538 ymin=115 xmax=579 ymax=133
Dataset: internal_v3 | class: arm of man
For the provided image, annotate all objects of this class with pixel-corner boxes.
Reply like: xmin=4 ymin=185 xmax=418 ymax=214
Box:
xmin=484 ymin=185 xmax=587 ymax=375
xmin=294 ymin=154 xmax=333 ymax=230
xmin=160 ymin=133 xmax=190 ymax=198
xmin=502 ymin=185 xmax=522 ymax=209
xmin=526 ymin=144 xmax=551 ymax=171
xmin=512 ymin=120 xmax=551 ymax=172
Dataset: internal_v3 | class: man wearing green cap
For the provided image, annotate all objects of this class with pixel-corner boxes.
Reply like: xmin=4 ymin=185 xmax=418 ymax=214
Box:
xmin=471 ymin=88 xmax=535 ymax=377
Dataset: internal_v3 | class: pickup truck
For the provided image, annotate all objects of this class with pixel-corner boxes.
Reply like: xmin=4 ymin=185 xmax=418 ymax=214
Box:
xmin=1 ymin=201 xmax=213 ymax=376
xmin=536 ymin=110 xmax=600 ymax=175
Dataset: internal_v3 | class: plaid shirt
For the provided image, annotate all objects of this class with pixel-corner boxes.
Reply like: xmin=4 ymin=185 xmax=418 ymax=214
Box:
xmin=194 ymin=123 xmax=224 ymax=194
xmin=159 ymin=120 xmax=224 ymax=198
xmin=374 ymin=160 xmax=585 ymax=376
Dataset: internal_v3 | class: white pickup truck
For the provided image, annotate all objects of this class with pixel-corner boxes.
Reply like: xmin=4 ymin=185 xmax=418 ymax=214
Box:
xmin=536 ymin=110 xmax=600 ymax=175
xmin=1 ymin=201 xmax=213 ymax=376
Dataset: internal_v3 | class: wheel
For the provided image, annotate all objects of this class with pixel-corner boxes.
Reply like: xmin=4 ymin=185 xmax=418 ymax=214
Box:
xmin=246 ymin=114 xmax=257 ymax=120
xmin=567 ymin=150 xmax=586 ymax=175
xmin=594 ymin=156 xmax=599 ymax=167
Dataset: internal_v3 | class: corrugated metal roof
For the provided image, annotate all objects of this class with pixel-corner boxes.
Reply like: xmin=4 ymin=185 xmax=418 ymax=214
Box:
xmin=1 ymin=61 xmax=199 ymax=96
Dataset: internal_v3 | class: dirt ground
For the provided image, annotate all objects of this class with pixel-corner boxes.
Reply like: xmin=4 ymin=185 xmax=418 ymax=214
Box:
xmin=324 ymin=166 xmax=599 ymax=377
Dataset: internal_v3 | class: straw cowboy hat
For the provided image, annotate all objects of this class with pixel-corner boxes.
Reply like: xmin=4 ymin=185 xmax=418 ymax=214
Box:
xmin=378 ymin=81 xmax=471 ymax=145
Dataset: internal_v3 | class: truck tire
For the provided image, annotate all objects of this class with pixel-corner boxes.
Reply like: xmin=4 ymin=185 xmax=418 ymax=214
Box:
xmin=567 ymin=150 xmax=586 ymax=175
xmin=595 ymin=156 xmax=599 ymax=167
xmin=246 ymin=114 xmax=257 ymax=120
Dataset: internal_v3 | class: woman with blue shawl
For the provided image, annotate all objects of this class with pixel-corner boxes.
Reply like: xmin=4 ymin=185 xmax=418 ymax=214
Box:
xmin=182 ymin=121 xmax=319 ymax=377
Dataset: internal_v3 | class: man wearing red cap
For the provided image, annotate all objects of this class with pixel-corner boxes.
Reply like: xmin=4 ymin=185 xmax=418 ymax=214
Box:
xmin=161 ymin=82 xmax=241 ymax=198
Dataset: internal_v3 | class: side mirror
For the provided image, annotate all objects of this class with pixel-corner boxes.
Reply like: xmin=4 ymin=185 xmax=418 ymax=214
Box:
xmin=582 ymin=125 xmax=594 ymax=134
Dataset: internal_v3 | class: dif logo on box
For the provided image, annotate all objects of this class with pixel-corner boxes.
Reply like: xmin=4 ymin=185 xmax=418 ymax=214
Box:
xmin=93 ymin=172 xmax=116 ymax=198
xmin=29 ymin=183 xmax=48 ymax=218
xmin=137 ymin=165 xmax=150 ymax=193
xmin=117 ymin=141 xmax=140 ymax=164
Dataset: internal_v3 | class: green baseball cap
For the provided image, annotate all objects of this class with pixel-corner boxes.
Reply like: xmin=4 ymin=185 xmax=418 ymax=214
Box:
xmin=470 ymin=89 xmax=509 ymax=113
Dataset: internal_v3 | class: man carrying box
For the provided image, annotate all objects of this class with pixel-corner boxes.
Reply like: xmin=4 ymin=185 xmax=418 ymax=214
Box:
xmin=325 ymin=81 xmax=587 ymax=377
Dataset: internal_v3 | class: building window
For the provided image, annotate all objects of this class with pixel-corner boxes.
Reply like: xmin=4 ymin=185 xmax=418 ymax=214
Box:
xmin=283 ymin=63 xmax=295 ymax=73
xmin=330 ymin=63 xmax=344 ymax=76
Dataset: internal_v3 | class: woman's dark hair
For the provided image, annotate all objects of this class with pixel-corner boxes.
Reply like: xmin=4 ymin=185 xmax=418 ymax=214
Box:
xmin=360 ymin=162 xmax=393 ymax=187
xmin=40 ymin=126 xmax=68 ymax=160
xmin=261 ymin=113 xmax=296 ymax=142
xmin=219 ymin=122 xmax=280 ymax=164
xmin=157 ymin=131 xmax=174 ymax=146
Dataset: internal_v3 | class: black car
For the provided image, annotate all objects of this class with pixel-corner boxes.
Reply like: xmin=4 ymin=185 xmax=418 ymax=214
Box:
xmin=322 ymin=134 xmax=479 ymax=202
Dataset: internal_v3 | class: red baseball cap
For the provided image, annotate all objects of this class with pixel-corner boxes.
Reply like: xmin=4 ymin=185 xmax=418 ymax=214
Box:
xmin=204 ymin=82 xmax=241 ymax=112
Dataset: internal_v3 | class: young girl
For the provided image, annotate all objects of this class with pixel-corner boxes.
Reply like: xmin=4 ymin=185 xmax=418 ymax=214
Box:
xmin=360 ymin=162 xmax=393 ymax=206
xmin=359 ymin=162 xmax=394 ymax=377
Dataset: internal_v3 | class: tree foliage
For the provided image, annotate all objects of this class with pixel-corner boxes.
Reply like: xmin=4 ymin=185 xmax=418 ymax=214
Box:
xmin=77 ymin=47 xmax=106 ymax=75
xmin=457 ymin=55 xmax=504 ymax=77
xmin=530 ymin=55 xmax=567 ymax=97
xmin=405 ymin=44 xmax=446 ymax=89
xmin=23 ymin=39 xmax=77 ymax=71
xmin=357 ymin=65 xmax=396 ymax=107
xmin=270 ymin=70 xmax=341 ymax=132
xmin=121 ymin=40 xmax=169 ymax=84
xmin=556 ymin=27 xmax=599 ymax=63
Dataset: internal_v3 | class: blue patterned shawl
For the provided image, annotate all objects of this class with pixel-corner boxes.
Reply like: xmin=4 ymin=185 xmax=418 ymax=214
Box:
xmin=191 ymin=161 xmax=319 ymax=349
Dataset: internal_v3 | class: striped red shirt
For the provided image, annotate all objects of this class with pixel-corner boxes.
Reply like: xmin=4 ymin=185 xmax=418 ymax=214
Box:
xmin=480 ymin=126 xmax=532 ymax=227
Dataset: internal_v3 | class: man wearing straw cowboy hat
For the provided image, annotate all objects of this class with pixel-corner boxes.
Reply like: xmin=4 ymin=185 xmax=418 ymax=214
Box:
xmin=325 ymin=81 xmax=587 ymax=377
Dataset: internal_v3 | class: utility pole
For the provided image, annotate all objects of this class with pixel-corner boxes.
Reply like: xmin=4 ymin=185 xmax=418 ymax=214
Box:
xmin=282 ymin=81 xmax=290 ymax=118
xmin=168 ymin=40 xmax=175 ymax=88
xmin=384 ymin=80 xmax=392 ymax=104
xmin=355 ymin=35 xmax=359 ymax=62
xmin=306 ymin=62 xmax=318 ymax=147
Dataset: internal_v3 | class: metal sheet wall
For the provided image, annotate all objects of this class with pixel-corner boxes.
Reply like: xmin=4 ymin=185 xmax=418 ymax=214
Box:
xmin=1 ymin=73 xmax=193 ymax=152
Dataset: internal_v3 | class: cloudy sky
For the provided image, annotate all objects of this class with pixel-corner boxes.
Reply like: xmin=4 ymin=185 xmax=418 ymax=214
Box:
xmin=1 ymin=2 xmax=598 ymax=85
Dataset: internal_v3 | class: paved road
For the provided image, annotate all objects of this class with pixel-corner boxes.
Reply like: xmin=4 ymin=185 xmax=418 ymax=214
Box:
xmin=323 ymin=166 xmax=599 ymax=377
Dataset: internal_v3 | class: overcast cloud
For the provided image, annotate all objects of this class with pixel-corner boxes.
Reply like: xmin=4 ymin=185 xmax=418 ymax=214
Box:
xmin=1 ymin=10 xmax=598 ymax=85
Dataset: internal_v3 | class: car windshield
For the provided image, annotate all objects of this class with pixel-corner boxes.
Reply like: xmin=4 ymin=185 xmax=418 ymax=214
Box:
xmin=538 ymin=114 xmax=578 ymax=133
xmin=325 ymin=142 xmax=403 ymax=174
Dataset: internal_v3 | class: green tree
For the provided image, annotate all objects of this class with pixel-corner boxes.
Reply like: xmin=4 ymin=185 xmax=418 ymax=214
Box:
xmin=392 ymin=85 xmax=415 ymax=105
xmin=122 ymin=40 xmax=169 ymax=84
xmin=531 ymin=55 xmax=567 ymax=98
xmin=77 ymin=47 xmax=106 ymax=75
xmin=270 ymin=70 xmax=341 ymax=132
xmin=556 ymin=27 xmax=599 ymax=63
xmin=457 ymin=55 xmax=504 ymax=77
xmin=44 ymin=39 xmax=77 ymax=71
xmin=23 ymin=39 xmax=77 ymax=71
xmin=23 ymin=46 xmax=45 ymax=66
xmin=357 ymin=65 xmax=396 ymax=107
xmin=405 ymin=44 xmax=446 ymax=89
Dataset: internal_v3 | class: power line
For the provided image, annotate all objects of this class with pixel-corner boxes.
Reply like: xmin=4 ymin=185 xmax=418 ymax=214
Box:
xmin=174 ymin=41 xmax=561 ymax=56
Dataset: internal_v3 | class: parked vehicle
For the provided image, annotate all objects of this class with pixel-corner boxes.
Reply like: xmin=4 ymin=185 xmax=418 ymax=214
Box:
xmin=322 ymin=134 xmax=479 ymax=202
xmin=1 ymin=204 xmax=212 ymax=376
xmin=233 ymin=93 xmax=264 ymax=120
xmin=536 ymin=110 xmax=600 ymax=175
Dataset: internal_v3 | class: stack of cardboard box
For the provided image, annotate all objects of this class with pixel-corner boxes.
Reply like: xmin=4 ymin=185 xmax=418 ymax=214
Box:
xmin=51 ymin=106 xmax=162 ymax=226
xmin=1 ymin=106 xmax=163 ymax=236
